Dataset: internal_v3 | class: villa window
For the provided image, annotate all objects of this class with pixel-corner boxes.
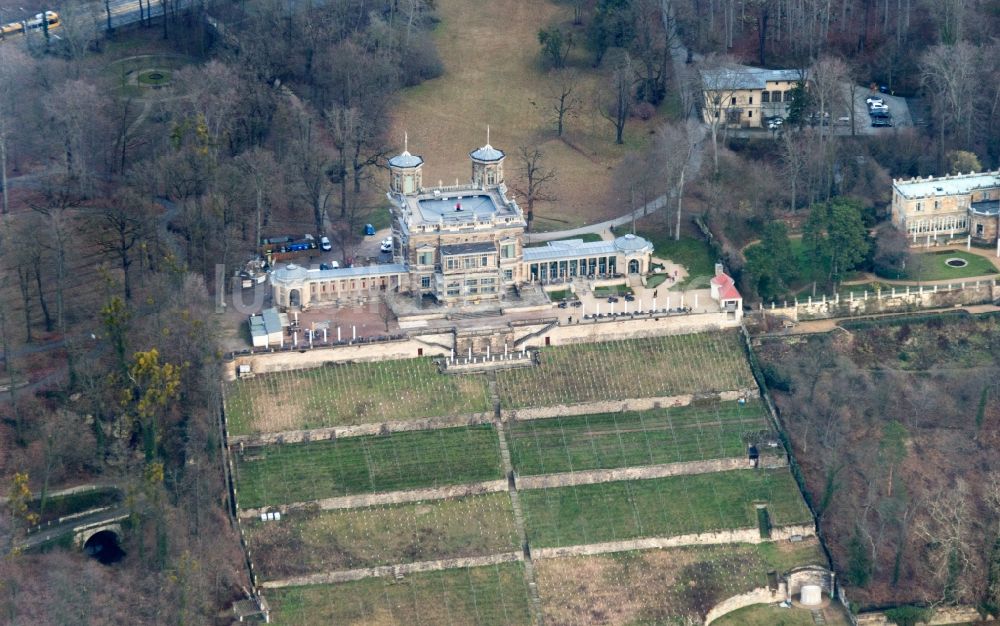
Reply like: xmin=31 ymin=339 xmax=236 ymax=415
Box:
xmin=977 ymin=224 xmax=984 ymax=236
xmin=761 ymin=91 xmax=770 ymax=103
xmin=418 ymin=251 xmax=433 ymax=265
xmin=421 ymin=276 xmax=431 ymax=289
xmin=749 ymin=96 xmax=753 ymax=105
xmin=503 ymin=269 xmax=513 ymax=280
xmin=731 ymin=96 xmax=737 ymax=106
xmin=501 ymin=243 xmax=515 ymax=259
xmin=481 ymin=256 xmax=489 ymax=267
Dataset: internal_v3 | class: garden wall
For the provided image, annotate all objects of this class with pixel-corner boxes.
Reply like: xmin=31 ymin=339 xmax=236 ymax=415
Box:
xmin=764 ymin=281 xmax=998 ymax=323
xmin=704 ymin=587 xmax=784 ymax=625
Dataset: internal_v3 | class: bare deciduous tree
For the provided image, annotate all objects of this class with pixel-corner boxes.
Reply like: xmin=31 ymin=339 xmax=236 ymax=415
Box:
xmin=546 ymin=69 xmax=582 ymax=137
xmin=655 ymin=119 xmax=701 ymax=240
xmin=513 ymin=146 xmax=557 ymax=232
xmin=597 ymin=51 xmax=634 ymax=145
xmin=697 ymin=55 xmax=743 ymax=174
xmin=810 ymin=56 xmax=849 ymax=142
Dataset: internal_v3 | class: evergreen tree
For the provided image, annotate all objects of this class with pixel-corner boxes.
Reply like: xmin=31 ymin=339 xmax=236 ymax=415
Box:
xmin=744 ymin=221 xmax=797 ymax=301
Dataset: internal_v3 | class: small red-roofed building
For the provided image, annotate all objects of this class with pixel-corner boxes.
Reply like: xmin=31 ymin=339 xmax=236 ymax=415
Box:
xmin=710 ymin=263 xmax=743 ymax=320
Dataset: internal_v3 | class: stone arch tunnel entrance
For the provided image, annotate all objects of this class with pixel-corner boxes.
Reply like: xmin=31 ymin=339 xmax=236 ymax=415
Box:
xmin=83 ymin=530 xmax=126 ymax=565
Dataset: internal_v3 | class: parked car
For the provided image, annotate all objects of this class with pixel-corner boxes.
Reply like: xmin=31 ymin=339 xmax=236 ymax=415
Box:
xmin=319 ymin=261 xmax=340 ymax=270
xmin=866 ymin=96 xmax=884 ymax=106
xmin=380 ymin=237 xmax=393 ymax=253
xmin=871 ymin=117 xmax=893 ymax=127
xmin=607 ymin=296 xmax=619 ymax=303
xmin=364 ymin=223 xmax=376 ymax=236
xmin=320 ymin=236 xmax=332 ymax=251
xmin=869 ymin=102 xmax=889 ymax=112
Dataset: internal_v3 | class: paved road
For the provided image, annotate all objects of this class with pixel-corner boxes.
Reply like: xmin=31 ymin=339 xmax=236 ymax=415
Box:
xmin=14 ymin=505 xmax=131 ymax=552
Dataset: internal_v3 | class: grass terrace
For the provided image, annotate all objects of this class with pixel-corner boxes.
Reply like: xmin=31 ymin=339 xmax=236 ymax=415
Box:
xmin=245 ymin=493 xmax=518 ymax=579
xmin=266 ymin=562 xmax=533 ymax=625
xmin=520 ymin=469 xmax=811 ymax=548
xmin=224 ymin=358 xmax=491 ymax=436
xmin=508 ymin=400 xmax=771 ymax=475
xmin=496 ymin=333 xmax=756 ymax=409
xmin=535 ymin=544 xmax=772 ymax=624
xmin=235 ymin=425 xmax=502 ymax=509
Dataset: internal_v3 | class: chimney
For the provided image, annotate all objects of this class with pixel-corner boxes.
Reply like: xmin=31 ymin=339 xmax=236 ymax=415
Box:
xmin=715 ymin=262 xmax=725 ymax=277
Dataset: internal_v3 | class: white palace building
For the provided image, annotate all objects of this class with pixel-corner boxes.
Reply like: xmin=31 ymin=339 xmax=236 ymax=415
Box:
xmin=270 ymin=140 xmax=654 ymax=310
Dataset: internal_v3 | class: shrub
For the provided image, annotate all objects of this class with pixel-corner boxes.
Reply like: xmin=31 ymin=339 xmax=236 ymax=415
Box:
xmin=884 ymin=605 xmax=930 ymax=626
xmin=400 ymin=33 xmax=444 ymax=86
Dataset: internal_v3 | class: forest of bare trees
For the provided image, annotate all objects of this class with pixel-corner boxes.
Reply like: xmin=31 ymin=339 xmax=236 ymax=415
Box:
xmin=758 ymin=316 xmax=1000 ymax=610
xmin=0 ymin=0 xmax=444 ymax=622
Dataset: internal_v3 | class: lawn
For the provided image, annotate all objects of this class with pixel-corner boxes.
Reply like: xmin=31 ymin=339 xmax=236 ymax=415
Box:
xmin=535 ymin=544 xmax=775 ymax=624
xmin=507 ymin=400 xmax=771 ymax=475
xmin=267 ymin=562 xmax=533 ymax=625
xmin=546 ymin=289 xmax=572 ymax=302
xmin=898 ymin=250 xmax=999 ymax=281
xmin=390 ymin=0 xmax=667 ymax=230
xmin=223 ymin=358 xmax=491 ymax=436
xmin=496 ymin=332 xmax=757 ymax=409
xmin=712 ymin=604 xmax=818 ymax=626
xmin=245 ymin=493 xmax=518 ymax=579
xmin=616 ymin=224 xmax=717 ymax=289
xmin=520 ymin=469 xmax=811 ymax=548
xmin=592 ymin=284 xmax=633 ymax=297
xmin=234 ymin=425 xmax=502 ymax=508
xmin=526 ymin=233 xmax=604 ymax=247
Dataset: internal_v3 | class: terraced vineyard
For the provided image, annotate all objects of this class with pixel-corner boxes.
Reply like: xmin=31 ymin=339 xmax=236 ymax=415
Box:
xmin=266 ymin=562 xmax=534 ymax=625
xmin=496 ymin=332 xmax=756 ymax=408
xmin=507 ymin=399 xmax=770 ymax=475
xmin=235 ymin=425 xmax=502 ymax=508
xmin=246 ymin=493 xmax=519 ymax=579
xmin=534 ymin=542 xmax=825 ymax=625
xmin=230 ymin=333 xmax=821 ymax=625
xmin=224 ymin=358 xmax=491 ymax=435
xmin=520 ymin=469 xmax=811 ymax=548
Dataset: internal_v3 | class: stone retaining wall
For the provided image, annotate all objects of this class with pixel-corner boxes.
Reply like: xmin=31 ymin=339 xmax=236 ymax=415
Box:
xmin=238 ymin=480 xmax=509 ymax=518
xmin=230 ymin=412 xmax=494 ymax=446
xmin=532 ymin=524 xmax=815 ymax=559
xmin=704 ymin=587 xmax=785 ymax=624
xmin=260 ymin=552 xmax=522 ymax=588
xmin=226 ymin=333 xmax=453 ymax=380
xmin=503 ymin=390 xmax=753 ymax=422
xmin=516 ymin=457 xmax=758 ymax=490
xmin=226 ymin=310 xmax=745 ymax=380
xmin=538 ymin=311 xmax=741 ymax=347
xmin=765 ymin=281 xmax=998 ymax=323
xmin=787 ymin=565 xmax=835 ymax=598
